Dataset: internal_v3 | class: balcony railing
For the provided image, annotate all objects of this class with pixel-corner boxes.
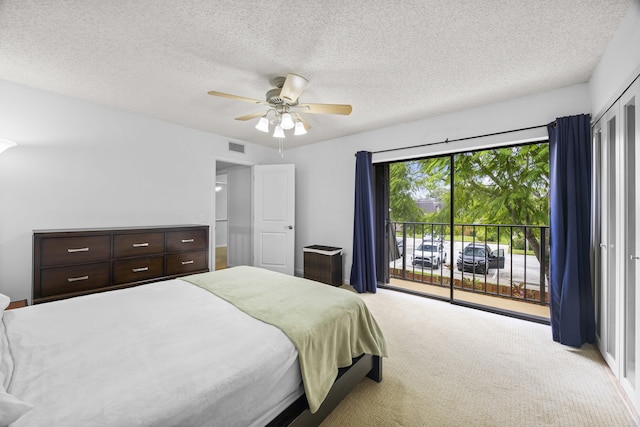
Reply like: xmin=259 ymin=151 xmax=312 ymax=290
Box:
xmin=390 ymin=222 xmax=549 ymax=306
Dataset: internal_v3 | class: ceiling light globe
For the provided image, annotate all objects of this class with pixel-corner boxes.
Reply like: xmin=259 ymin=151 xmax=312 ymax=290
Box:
xmin=294 ymin=121 xmax=307 ymax=135
xmin=280 ymin=113 xmax=294 ymax=130
xmin=255 ymin=117 xmax=269 ymax=133
xmin=273 ymin=125 xmax=285 ymax=138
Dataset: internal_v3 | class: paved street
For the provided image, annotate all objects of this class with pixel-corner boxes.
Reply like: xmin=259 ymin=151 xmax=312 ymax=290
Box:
xmin=392 ymin=238 xmax=547 ymax=291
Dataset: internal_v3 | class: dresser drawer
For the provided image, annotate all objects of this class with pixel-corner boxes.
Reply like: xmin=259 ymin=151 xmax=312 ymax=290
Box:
xmin=113 ymin=256 xmax=164 ymax=285
xmin=113 ymin=233 xmax=165 ymax=258
xmin=41 ymin=236 xmax=111 ymax=267
xmin=166 ymin=251 xmax=208 ymax=275
xmin=40 ymin=262 xmax=111 ymax=297
xmin=166 ymin=229 xmax=207 ymax=253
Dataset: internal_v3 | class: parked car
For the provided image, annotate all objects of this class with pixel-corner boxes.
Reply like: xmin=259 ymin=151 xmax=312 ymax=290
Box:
xmin=456 ymin=243 xmax=505 ymax=274
xmin=412 ymin=241 xmax=446 ymax=269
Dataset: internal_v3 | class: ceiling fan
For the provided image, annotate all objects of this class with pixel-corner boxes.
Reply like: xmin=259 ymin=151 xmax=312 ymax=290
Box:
xmin=207 ymin=74 xmax=352 ymax=138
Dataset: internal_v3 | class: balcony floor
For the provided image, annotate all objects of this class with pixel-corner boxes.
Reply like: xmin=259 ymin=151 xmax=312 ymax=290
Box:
xmin=387 ymin=277 xmax=550 ymax=320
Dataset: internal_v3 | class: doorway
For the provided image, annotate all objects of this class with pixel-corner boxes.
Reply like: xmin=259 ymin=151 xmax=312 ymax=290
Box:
xmin=215 ymin=161 xmax=252 ymax=270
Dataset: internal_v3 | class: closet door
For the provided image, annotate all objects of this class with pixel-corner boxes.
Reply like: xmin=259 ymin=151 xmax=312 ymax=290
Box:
xmin=595 ymin=77 xmax=640 ymax=411
xmin=620 ymin=77 xmax=640 ymax=402
xmin=592 ymin=120 xmax=603 ymax=345
xmin=597 ymin=104 xmax=621 ymax=373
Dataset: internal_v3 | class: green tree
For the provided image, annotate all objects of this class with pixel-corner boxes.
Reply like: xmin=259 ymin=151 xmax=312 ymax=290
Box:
xmin=418 ymin=144 xmax=550 ymax=276
xmin=415 ymin=156 xmax=451 ymax=224
xmin=389 ymin=162 xmax=424 ymax=222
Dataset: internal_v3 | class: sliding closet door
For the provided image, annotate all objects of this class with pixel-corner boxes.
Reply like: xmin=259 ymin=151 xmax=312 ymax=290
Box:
xmin=597 ymin=105 xmax=620 ymax=372
xmin=621 ymin=78 xmax=640 ymax=401
xmin=593 ymin=121 xmax=603 ymax=344
xmin=596 ymin=77 xmax=640 ymax=410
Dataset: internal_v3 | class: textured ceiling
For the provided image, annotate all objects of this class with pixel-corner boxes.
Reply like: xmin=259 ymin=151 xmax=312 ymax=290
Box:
xmin=0 ymin=1 xmax=632 ymax=150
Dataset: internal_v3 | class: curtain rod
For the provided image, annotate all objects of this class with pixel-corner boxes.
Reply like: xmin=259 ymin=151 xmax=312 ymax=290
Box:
xmin=359 ymin=122 xmax=555 ymax=156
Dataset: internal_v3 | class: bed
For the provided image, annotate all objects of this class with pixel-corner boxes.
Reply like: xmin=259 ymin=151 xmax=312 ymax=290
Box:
xmin=0 ymin=266 xmax=388 ymax=426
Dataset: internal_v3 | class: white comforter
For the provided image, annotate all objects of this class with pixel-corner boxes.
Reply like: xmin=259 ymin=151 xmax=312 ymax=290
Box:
xmin=3 ymin=279 xmax=303 ymax=426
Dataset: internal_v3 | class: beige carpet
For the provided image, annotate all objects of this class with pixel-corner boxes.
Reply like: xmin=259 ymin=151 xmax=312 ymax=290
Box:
xmin=321 ymin=289 xmax=637 ymax=427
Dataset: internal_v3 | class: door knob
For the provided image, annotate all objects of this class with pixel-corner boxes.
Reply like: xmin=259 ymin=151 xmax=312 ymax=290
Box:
xmin=286 ymin=225 xmax=293 ymax=230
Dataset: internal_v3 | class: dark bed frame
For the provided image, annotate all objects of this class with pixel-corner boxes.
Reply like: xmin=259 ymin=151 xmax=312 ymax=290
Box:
xmin=267 ymin=354 xmax=383 ymax=427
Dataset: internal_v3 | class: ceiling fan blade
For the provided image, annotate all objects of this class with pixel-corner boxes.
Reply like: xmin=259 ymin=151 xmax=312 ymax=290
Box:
xmin=298 ymin=103 xmax=352 ymax=115
xmin=279 ymin=74 xmax=308 ymax=104
xmin=295 ymin=113 xmax=312 ymax=130
xmin=235 ymin=111 xmax=266 ymax=121
xmin=207 ymin=90 xmax=266 ymax=104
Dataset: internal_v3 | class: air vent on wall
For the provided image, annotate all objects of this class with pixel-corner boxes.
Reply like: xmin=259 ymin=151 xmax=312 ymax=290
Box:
xmin=228 ymin=141 xmax=245 ymax=153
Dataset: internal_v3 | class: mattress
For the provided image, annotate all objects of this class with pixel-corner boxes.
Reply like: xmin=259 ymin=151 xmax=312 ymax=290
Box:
xmin=2 ymin=279 xmax=304 ymax=426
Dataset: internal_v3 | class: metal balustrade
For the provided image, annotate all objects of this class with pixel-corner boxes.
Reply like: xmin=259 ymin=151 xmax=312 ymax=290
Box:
xmin=389 ymin=222 xmax=550 ymax=306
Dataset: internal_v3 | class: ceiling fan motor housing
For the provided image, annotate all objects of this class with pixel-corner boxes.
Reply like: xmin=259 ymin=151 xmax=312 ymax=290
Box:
xmin=271 ymin=76 xmax=287 ymax=89
xmin=266 ymin=88 xmax=286 ymax=105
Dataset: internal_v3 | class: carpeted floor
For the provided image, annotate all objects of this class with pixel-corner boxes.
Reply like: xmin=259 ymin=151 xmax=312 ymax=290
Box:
xmin=321 ymin=288 xmax=637 ymax=426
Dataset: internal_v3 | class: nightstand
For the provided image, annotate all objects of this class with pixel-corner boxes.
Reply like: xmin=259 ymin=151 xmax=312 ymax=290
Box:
xmin=7 ymin=299 xmax=27 ymax=310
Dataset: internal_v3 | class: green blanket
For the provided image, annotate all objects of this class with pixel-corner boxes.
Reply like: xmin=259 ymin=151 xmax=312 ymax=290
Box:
xmin=182 ymin=266 xmax=388 ymax=413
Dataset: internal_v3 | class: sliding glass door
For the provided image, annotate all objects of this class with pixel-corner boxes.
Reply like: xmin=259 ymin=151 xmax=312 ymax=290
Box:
xmin=386 ymin=142 xmax=550 ymax=321
xmin=450 ymin=146 xmax=549 ymax=319
xmin=386 ymin=157 xmax=452 ymax=300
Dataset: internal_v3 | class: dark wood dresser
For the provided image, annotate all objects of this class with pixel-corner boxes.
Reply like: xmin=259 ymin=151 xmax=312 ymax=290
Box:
xmin=33 ymin=225 xmax=209 ymax=304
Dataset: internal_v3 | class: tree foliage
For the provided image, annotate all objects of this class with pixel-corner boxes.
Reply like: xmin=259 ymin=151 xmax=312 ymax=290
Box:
xmin=437 ymin=144 xmax=549 ymax=226
xmin=389 ymin=143 xmax=550 ymax=273
xmin=389 ymin=162 xmax=425 ymax=222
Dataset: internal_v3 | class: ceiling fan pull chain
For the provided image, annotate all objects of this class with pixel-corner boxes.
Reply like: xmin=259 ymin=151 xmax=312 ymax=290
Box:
xmin=278 ymin=138 xmax=284 ymax=159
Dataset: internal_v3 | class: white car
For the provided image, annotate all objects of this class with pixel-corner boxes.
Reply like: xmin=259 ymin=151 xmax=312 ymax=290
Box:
xmin=412 ymin=241 xmax=446 ymax=269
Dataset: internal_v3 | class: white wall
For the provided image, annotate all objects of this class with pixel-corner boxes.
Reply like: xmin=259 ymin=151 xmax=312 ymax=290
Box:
xmin=589 ymin=0 xmax=640 ymax=119
xmin=0 ymin=79 xmax=279 ymax=302
xmin=286 ymin=83 xmax=590 ymax=279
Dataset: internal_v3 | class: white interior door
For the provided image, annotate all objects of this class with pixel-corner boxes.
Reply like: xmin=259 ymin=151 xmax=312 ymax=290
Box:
xmin=602 ymin=105 xmax=620 ymax=372
xmin=253 ymin=164 xmax=295 ymax=275
xmin=621 ymin=77 xmax=639 ymax=401
xmin=595 ymin=77 xmax=640 ymax=413
xmin=593 ymin=120 xmax=603 ymax=343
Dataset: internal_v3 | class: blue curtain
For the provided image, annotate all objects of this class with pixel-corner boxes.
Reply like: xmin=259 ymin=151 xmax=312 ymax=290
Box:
xmin=548 ymin=114 xmax=595 ymax=347
xmin=350 ymin=151 xmax=377 ymax=293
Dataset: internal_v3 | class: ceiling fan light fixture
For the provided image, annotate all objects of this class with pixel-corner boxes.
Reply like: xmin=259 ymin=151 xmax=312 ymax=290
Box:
xmin=208 ymin=73 xmax=351 ymax=145
xmin=294 ymin=121 xmax=307 ymax=135
xmin=280 ymin=112 xmax=294 ymax=130
xmin=273 ymin=125 xmax=285 ymax=138
xmin=255 ymin=117 xmax=269 ymax=133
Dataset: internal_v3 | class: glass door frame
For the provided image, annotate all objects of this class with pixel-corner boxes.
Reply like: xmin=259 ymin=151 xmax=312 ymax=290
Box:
xmin=376 ymin=141 xmax=550 ymax=323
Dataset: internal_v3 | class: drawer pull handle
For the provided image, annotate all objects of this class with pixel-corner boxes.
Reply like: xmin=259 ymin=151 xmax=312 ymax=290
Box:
xmin=132 ymin=267 xmax=149 ymax=273
xmin=181 ymin=239 xmax=194 ymax=243
xmin=181 ymin=260 xmax=194 ymax=265
xmin=67 ymin=275 xmax=89 ymax=282
xmin=132 ymin=243 xmax=149 ymax=248
xmin=67 ymin=247 xmax=89 ymax=253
